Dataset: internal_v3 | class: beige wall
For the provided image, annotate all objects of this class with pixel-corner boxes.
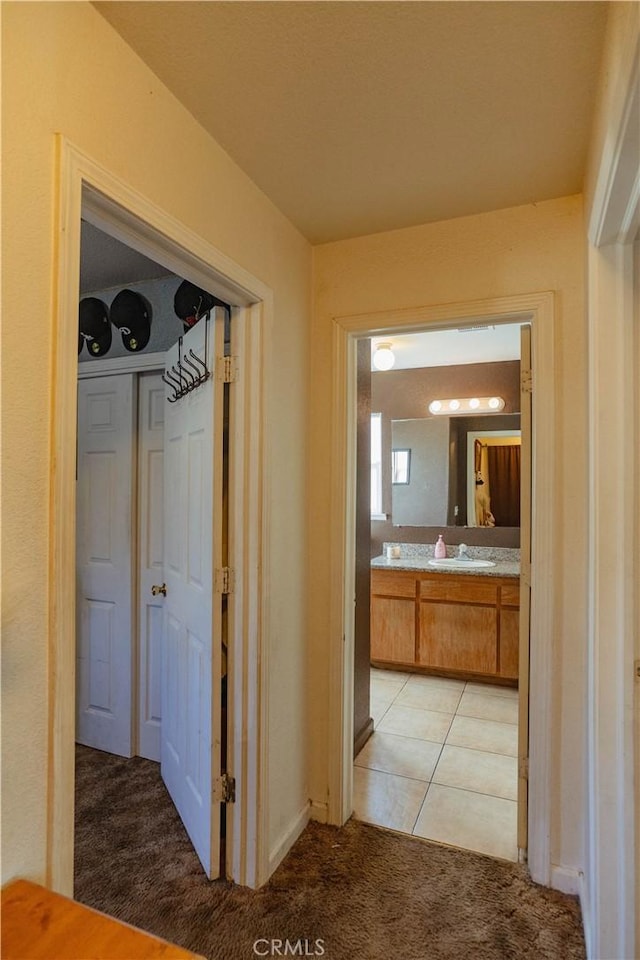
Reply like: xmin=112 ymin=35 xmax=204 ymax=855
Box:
xmin=1 ymin=2 xmax=310 ymax=883
xmin=310 ymin=194 xmax=587 ymax=873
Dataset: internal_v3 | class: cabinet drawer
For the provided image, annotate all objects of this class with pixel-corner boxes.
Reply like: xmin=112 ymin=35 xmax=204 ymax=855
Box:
xmin=371 ymin=570 xmax=417 ymax=599
xmin=501 ymin=583 xmax=520 ymax=607
xmin=419 ymin=578 xmax=497 ymax=605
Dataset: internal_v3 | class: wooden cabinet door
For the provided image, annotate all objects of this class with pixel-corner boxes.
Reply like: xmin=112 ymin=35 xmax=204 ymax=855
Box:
xmin=419 ymin=601 xmax=497 ymax=674
xmin=499 ymin=609 xmax=520 ymax=679
xmin=371 ymin=596 xmax=415 ymax=664
xmin=499 ymin=583 xmax=520 ymax=679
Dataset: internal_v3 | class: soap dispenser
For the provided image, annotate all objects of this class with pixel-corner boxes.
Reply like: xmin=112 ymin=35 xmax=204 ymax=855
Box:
xmin=434 ymin=534 xmax=446 ymax=559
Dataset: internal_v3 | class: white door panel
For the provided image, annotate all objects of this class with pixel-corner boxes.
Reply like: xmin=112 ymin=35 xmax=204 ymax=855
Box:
xmin=76 ymin=374 xmax=135 ymax=757
xmin=161 ymin=312 xmax=224 ymax=878
xmin=137 ymin=373 xmax=165 ymax=761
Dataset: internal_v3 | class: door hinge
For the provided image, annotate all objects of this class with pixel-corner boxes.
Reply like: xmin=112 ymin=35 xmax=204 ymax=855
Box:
xmin=215 ymin=566 xmax=235 ymax=594
xmin=214 ymin=773 xmax=236 ymax=803
xmin=521 ymin=369 xmax=533 ymax=393
xmin=216 ymin=355 xmax=238 ymax=383
xmin=519 ymin=756 xmax=529 ymax=780
xmin=635 ymin=659 xmax=640 ymax=680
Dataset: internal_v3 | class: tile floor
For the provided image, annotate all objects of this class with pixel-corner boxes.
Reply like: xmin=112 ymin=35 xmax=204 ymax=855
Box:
xmin=353 ymin=668 xmax=519 ymax=862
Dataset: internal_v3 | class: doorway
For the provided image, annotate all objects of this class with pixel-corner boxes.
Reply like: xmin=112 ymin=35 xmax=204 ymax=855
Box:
xmin=50 ymin=141 xmax=269 ymax=893
xmin=353 ymin=323 xmax=525 ymax=862
xmin=75 ymin=235 xmax=227 ymax=760
xmin=327 ymin=291 xmax=556 ymax=887
xmin=75 ymin=228 xmax=231 ymax=877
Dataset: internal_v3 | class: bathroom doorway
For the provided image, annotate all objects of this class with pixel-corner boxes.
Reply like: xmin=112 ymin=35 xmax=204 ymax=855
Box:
xmin=327 ymin=290 xmax=556 ymax=885
xmin=352 ymin=322 xmax=525 ymax=862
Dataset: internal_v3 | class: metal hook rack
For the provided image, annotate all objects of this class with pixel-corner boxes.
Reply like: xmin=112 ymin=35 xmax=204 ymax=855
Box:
xmin=162 ymin=313 xmax=211 ymax=403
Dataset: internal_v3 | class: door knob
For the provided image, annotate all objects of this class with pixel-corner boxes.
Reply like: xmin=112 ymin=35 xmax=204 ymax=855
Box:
xmin=151 ymin=583 xmax=167 ymax=597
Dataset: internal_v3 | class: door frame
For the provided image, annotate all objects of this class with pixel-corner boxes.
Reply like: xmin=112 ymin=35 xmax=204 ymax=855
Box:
xmin=584 ymin=27 xmax=639 ymax=954
xmin=328 ymin=291 xmax=556 ymax=886
xmin=48 ymin=137 xmax=270 ymax=892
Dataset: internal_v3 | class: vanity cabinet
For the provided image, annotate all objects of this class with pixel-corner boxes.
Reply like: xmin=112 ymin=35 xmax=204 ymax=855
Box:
xmin=371 ymin=569 xmax=519 ymax=683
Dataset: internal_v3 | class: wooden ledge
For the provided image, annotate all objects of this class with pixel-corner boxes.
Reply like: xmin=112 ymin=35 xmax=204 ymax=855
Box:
xmin=1 ymin=880 xmax=204 ymax=960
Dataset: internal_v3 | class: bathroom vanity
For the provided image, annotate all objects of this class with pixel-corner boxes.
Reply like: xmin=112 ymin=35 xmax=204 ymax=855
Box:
xmin=370 ymin=552 xmax=520 ymax=684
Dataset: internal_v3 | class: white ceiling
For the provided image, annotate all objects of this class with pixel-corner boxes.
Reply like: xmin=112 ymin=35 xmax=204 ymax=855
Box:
xmin=80 ymin=221 xmax=172 ymax=293
xmin=94 ymin=1 xmax=607 ymax=244
xmin=370 ymin=323 xmax=521 ymax=370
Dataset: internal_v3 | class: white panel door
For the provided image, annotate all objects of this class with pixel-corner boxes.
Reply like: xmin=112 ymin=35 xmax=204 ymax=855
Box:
xmin=161 ymin=311 xmax=224 ymax=878
xmin=137 ymin=372 xmax=165 ymax=762
xmin=76 ymin=374 xmax=135 ymax=757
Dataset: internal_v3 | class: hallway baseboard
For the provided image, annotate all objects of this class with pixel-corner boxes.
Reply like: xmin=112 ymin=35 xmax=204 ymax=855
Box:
xmin=551 ymin=864 xmax=582 ymax=897
xmin=551 ymin=867 xmax=593 ymax=960
xmin=309 ymin=799 xmax=328 ymax=823
xmin=268 ymin=803 xmax=310 ymax=877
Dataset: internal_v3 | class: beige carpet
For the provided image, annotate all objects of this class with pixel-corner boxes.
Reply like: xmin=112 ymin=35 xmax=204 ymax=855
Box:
xmin=74 ymin=746 xmax=585 ymax=960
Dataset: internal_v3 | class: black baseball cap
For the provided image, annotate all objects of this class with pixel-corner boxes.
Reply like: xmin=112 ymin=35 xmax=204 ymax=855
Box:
xmin=174 ymin=280 xmax=227 ymax=332
xmin=110 ymin=289 xmax=152 ymax=352
xmin=79 ymin=298 xmax=112 ymax=357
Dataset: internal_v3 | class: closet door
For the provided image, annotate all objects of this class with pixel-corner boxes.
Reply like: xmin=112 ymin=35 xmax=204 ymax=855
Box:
xmin=137 ymin=372 xmax=165 ymax=762
xmin=161 ymin=310 xmax=225 ymax=879
xmin=76 ymin=374 xmax=135 ymax=757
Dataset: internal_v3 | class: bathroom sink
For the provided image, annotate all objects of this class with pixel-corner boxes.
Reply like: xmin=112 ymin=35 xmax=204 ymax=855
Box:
xmin=429 ymin=558 xmax=496 ymax=569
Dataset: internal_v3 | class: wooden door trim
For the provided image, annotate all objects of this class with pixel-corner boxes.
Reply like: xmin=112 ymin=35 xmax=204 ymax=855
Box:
xmin=584 ymin=18 xmax=639 ymax=955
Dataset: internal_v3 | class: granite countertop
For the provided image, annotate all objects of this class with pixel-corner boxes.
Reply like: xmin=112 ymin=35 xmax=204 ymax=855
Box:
xmin=371 ymin=543 xmax=520 ymax=578
xmin=371 ymin=556 xmax=520 ymax=578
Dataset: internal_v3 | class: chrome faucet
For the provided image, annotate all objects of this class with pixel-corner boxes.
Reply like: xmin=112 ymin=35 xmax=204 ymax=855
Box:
xmin=457 ymin=543 xmax=471 ymax=560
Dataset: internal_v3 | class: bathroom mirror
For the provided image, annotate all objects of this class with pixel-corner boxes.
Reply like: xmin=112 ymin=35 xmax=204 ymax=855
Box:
xmin=391 ymin=418 xmax=450 ymax=525
xmin=390 ymin=414 xmax=521 ymax=528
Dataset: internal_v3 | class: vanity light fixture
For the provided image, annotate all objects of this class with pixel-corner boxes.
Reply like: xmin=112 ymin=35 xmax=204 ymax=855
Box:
xmin=428 ymin=396 xmax=505 ymax=416
xmin=372 ymin=342 xmax=395 ymax=371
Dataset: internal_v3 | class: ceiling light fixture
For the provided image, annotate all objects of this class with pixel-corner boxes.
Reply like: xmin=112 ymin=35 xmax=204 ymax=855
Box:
xmin=454 ymin=325 xmax=496 ymax=333
xmin=428 ymin=396 xmax=505 ymax=416
xmin=372 ymin=342 xmax=395 ymax=371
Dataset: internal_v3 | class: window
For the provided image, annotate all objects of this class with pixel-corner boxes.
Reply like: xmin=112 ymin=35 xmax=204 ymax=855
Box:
xmin=392 ymin=448 xmax=411 ymax=484
xmin=371 ymin=413 xmax=384 ymax=518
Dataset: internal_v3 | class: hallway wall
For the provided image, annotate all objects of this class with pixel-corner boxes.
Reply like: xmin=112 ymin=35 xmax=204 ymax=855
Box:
xmin=1 ymin=1 xmax=311 ymax=886
xmin=310 ymin=194 xmax=587 ymax=879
